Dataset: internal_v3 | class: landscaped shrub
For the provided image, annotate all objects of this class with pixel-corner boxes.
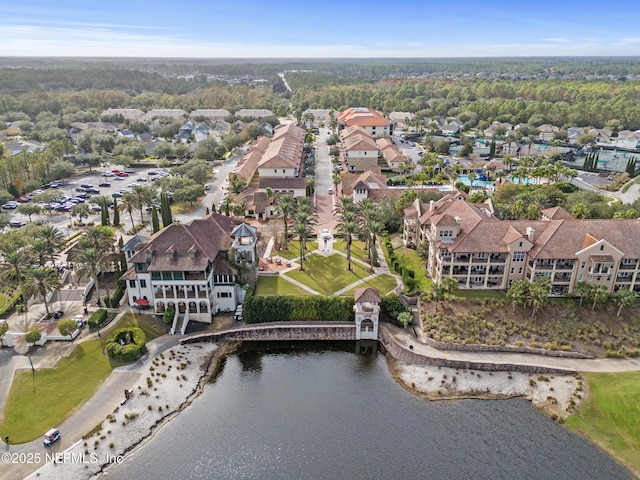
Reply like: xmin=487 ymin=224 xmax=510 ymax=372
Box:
xmin=244 ymin=296 xmax=354 ymax=323
xmin=380 ymin=294 xmax=409 ymax=322
xmin=108 ymin=280 xmax=126 ymax=307
xmin=105 ymin=327 xmax=146 ymax=362
xmin=57 ymin=319 xmax=78 ymax=336
xmin=163 ymin=307 xmax=175 ymax=324
xmin=88 ymin=309 xmax=109 ymax=330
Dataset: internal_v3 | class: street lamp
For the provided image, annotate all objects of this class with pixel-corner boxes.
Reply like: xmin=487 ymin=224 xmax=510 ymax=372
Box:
xmin=27 ymin=354 xmax=35 ymax=392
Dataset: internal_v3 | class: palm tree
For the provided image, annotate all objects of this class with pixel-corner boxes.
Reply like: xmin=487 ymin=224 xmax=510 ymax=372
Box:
xmin=121 ymin=193 xmax=137 ymax=231
xmin=442 ymin=276 xmax=458 ymax=300
xmin=0 ymin=250 xmax=31 ymax=303
xmin=574 ymin=281 xmax=592 ymax=307
xmin=613 ymin=287 xmax=636 ymax=317
xmin=24 ymin=267 xmax=61 ymax=316
xmin=75 ymin=247 xmax=108 ymax=304
xmin=276 ymin=194 xmax=295 ymax=250
xmin=31 ymin=240 xmax=49 ymax=267
xmin=589 ymin=284 xmax=609 ymax=311
xmin=334 ymin=196 xmax=359 ymax=271
xmin=79 ymin=226 xmax=114 ymax=254
xmin=35 ymin=225 xmax=64 ymax=267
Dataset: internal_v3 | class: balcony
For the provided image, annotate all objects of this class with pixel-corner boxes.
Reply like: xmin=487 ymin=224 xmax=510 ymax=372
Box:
xmin=616 ymin=276 xmax=632 ymax=283
xmin=619 ymin=263 xmax=638 ymax=270
xmin=471 ymin=256 xmax=488 ymax=263
xmin=553 ymin=273 xmax=572 ymax=283
xmin=453 ymin=255 xmax=469 ymax=262
xmin=489 ymin=254 xmax=508 ymax=263
xmin=555 ymin=261 xmax=575 ymax=270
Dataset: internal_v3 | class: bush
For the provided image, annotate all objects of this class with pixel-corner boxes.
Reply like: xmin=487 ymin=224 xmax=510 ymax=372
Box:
xmin=88 ymin=309 xmax=109 ymax=330
xmin=163 ymin=307 xmax=175 ymax=324
xmin=108 ymin=281 xmax=126 ymax=308
xmin=57 ymin=319 xmax=78 ymax=336
xmin=105 ymin=327 xmax=146 ymax=362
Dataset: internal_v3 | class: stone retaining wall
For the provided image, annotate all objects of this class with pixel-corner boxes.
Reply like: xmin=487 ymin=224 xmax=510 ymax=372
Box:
xmin=379 ymin=327 xmax=576 ymax=375
xmin=421 ymin=335 xmax=593 ymax=359
xmin=181 ymin=324 xmax=356 ymax=344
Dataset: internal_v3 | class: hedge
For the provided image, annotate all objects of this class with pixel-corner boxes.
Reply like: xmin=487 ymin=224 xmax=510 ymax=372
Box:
xmin=244 ymin=296 xmax=354 ymax=323
xmin=88 ymin=309 xmax=109 ymax=330
xmin=105 ymin=327 xmax=146 ymax=362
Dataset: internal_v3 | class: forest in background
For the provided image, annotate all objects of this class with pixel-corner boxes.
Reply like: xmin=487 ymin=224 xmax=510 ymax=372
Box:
xmin=2 ymin=57 xmax=640 ymax=130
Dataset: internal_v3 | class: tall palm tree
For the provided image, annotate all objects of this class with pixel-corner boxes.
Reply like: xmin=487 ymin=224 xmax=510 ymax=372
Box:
xmin=121 ymin=193 xmax=137 ymax=232
xmin=334 ymin=196 xmax=359 ymax=271
xmin=276 ymin=194 xmax=295 ymax=250
xmin=35 ymin=225 xmax=64 ymax=266
xmin=24 ymin=267 xmax=61 ymax=316
xmin=293 ymin=211 xmax=317 ymax=271
xmin=76 ymin=247 xmax=108 ymax=303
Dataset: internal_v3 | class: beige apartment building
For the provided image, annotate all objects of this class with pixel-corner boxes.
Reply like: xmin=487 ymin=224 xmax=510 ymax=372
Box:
xmin=403 ymin=196 xmax=640 ymax=295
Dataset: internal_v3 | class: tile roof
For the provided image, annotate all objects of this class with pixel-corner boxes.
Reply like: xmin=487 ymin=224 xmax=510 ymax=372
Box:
xmin=354 ymin=287 xmax=381 ymax=303
xmin=338 ymin=108 xmax=390 ymax=127
xmin=128 ymin=213 xmax=242 ymax=272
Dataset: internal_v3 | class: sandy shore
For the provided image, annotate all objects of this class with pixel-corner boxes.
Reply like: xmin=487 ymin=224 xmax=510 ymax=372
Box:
xmin=31 ymin=342 xmax=223 ymax=480
xmin=389 ymin=357 xmax=586 ymax=419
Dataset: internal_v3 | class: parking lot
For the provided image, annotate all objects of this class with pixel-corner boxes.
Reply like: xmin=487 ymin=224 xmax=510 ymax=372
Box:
xmin=1 ymin=165 xmax=172 ymax=233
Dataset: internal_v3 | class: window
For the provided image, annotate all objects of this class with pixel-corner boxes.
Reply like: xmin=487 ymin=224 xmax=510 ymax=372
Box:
xmin=274 ymin=169 xmax=277 ymax=173
xmin=518 ymin=267 xmax=523 ymax=274
xmin=477 ymin=253 xmax=485 ymax=259
xmin=581 ymin=262 xmax=586 ymax=269
xmin=519 ymin=241 xmax=523 ymax=247
xmin=217 ymin=292 xmax=231 ymax=298
xmin=579 ymin=274 xmax=583 ymax=281
xmin=140 ymin=280 xmax=147 ymax=288
xmin=600 ymin=245 xmax=604 ymax=251
xmin=129 ymin=280 xmax=136 ymax=288
xmin=510 ymin=267 xmax=515 ymax=274
xmin=513 ymin=251 xmax=525 ymax=262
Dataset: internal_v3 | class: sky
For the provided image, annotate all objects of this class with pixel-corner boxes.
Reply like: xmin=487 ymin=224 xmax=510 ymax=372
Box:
xmin=2 ymin=0 xmax=640 ymax=58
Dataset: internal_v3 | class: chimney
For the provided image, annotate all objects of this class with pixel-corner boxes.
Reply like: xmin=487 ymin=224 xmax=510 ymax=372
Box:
xmin=526 ymin=227 xmax=535 ymax=242
xmin=430 ymin=200 xmax=435 ymax=212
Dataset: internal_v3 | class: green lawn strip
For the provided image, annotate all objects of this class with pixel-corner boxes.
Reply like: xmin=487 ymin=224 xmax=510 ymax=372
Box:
xmin=341 ymin=274 xmax=398 ymax=297
xmin=333 ymin=239 xmax=369 ymax=262
xmin=565 ymin=372 xmax=640 ymax=476
xmin=0 ymin=339 xmax=113 ymax=444
xmin=111 ymin=312 xmax=167 ymax=342
xmin=394 ymin=246 xmax=432 ymax=291
xmin=0 ymin=293 xmax=7 ymax=309
xmin=255 ymin=276 xmax=313 ymax=296
xmin=284 ymin=253 xmax=371 ymax=295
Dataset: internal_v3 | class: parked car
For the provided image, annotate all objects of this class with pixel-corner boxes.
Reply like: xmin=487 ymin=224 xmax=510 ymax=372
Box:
xmin=9 ymin=220 xmax=26 ymax=228
xmin=99 ymin=182 xmax=111 ymax=188
xmin=115 ymin=171 xmax=129 ymax=177
xmin=2 ymin=201 xmax=18 ymax=209
xmin=123 ymin=168 xmax=136 ymax=173
xmin=102 ymin=172 xmax=115 ymax=177
xmin=43 ymin=428 xmax=61 ymax=446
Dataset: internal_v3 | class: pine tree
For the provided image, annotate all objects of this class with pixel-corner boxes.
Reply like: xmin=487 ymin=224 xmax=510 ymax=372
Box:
xmin=118 ymin=236 xmax=127 ymax=272
xmin=112 ymin=196 xmax=120 ymax=226
xmin=101 ymin=198 xmax=109 ymax=226
xmin=489 ymin=139 xmax=496 ymax=157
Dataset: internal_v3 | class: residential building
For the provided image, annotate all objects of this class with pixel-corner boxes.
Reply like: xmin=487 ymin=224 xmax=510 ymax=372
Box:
xmin=338 ymin=107 xmax=392 ymax=138
xmin=403 ymin=197 xmax=640 ymax=295
xmin=235 ymin=109 xmax=274 ymax=119
xmin=101 ymin=108 xmax=145 ymax=122
xmin=190 ymin=109 xmax=231 ymax=121
xmin=340 ymin=126 xmax=380 ymax=173
xmin=376 ymin=137 xmax=411 ymax=172
xmin=139 ymin=109 xmax=187 ymax=123
xmin=121 ymin=213 xmax=258 ymax=322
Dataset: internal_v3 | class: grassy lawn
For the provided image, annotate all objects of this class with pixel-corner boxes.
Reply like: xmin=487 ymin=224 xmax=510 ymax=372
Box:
xmin=0 ymin=339 xmax=113 ymax=443
xmin=393 ymin=246 xmax=432 ymax=292
xmin=255 ymin=275 xmax=313 ymax=296
xmin=341 ymin=274 xmax=398 ymax=297
xmin=333 ymin=239 xmax=369 ymax=262
xmin=284 ymin=253 xmax=372 ymax=295
xmin=566 ymin=372 xmax=640 ymax=476
xmin=0 ymin=292 xmax=7 ymax=309
xmin=271 ymin=240 xmax=306 ymax=260
xmin=110 ymin=312 xmax=167 ymax=342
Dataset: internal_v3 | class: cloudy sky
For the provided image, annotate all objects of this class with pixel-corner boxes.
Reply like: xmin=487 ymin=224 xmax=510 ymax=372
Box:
xmin=2 ymin=0 xmax=640 ymax=57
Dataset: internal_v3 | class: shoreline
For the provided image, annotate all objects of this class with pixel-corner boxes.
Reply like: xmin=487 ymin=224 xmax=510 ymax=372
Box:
xmin=387 ymin=356 xmax=585 ymax=420
xmin=27 ymin=339 xmax=616 ymax=480
xmin=31 ymin=341 xmax=234 ymax=480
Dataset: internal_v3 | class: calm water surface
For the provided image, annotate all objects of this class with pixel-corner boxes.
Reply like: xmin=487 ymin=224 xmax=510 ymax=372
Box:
xmin=106 ymin=342 xmax=634 ymax=480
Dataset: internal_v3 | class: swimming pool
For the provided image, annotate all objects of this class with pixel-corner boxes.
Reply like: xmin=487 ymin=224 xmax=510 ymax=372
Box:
xmin=457 ymin=175 xmax=494 ymax=187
